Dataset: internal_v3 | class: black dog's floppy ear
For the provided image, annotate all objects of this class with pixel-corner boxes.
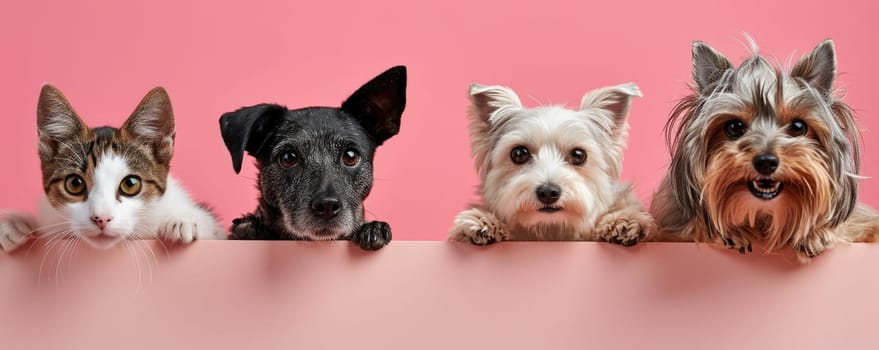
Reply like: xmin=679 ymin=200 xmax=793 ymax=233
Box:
xmin=219 ymin=104 xmax=287 ymax=174
xmin=341 ymin=65 xmax=407 ymax=145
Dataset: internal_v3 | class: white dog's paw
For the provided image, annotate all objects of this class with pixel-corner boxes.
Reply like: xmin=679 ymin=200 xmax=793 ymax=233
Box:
xmin=596 ymin=211 xmax=653 ymax=247
xmin=0 ymin=211 xmax=37 ymax=252
xmin=449 ymin=208 xmax=507 ymax=246
xmin=157 ymin=215 xmax=222 ymax=243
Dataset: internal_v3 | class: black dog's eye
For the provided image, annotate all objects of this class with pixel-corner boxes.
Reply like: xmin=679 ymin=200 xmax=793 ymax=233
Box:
xmin=341 ymin=148 xmax=361 ymax=167
xmin=569 ymin=148 xmax=587 ymax=166
xmin=510 ymin=146 xmax=531 ymax=164
xmin=787 ymin=119 xmax=808 ymax=137
xmin=279 ymin=151 xmax=299 ymax=168
xmin=724 ymin=119 xmax=747 ymax=139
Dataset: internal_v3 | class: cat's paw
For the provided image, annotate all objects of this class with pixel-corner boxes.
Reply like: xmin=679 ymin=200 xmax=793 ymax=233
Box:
xmin=449 ymin=208 xmax=507 ymax=246
xmin=0 ymin=211 xmax=37 ymax=252
xmin=352 ymin=221 xmax=391 ymax=251
xmin=157 ymin=215 xmax=222 ymax=243
xmin=596 ymin=212 xmax=651 ymax=247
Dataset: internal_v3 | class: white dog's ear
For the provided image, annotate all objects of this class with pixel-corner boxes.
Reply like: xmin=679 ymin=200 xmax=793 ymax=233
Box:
xmin=468 ymin=83 xmax=522 ymax=124
xmin=580 ymin=82 xmax=642 ymax=131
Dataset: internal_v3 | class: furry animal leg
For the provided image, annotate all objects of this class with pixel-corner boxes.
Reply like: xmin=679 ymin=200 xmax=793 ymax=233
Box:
xmin=449 ymin=208 xmax=508 ymax=245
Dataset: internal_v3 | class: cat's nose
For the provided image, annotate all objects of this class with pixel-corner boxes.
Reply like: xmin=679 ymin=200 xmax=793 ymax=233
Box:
xmin=91 ymin=216 xmax=113 ymax=230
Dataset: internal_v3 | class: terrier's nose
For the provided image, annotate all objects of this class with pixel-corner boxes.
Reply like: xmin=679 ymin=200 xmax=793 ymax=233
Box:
xmin=91 ymin=216 xmax=113 ymax=230
xmin=310 ymin=197 xmax=341 ymax=219
xmin=752 ymin=153 xmax=779 ymax=175
xmin=536 ymin=184 xmax=562 ymax=205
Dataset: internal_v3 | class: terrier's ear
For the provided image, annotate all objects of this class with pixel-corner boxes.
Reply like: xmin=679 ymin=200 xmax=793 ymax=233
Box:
xmin=120 ymin=87 xmax=176 ymax=164
xmin=792 ymin=39 xmax=836 ymax=93
xmin=580 ymin=82 xmax=642 ymax=131
xmin=218 ymin=104 xmax=287 ymax=174
xmin=468 ymin=83 xmax=522 ymax=124
xmin=341 ymin=65 xmax=407 ymax=145
xmin=692 ymin=41 xmax=734 ymax=94
xmin=36 ymin=84 xmax=88 ymax=162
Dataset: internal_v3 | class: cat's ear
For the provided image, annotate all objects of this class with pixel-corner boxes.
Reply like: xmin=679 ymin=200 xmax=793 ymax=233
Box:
xmin=37 ymin=85 xmax=88 ymax=161
xmin=341 ymin=66 xmax=406 ymax=145
xmin=791 ymin=39 xmax=836 ymax=93
xmin=121 ymin=87 xmax=176 ymax=163
xmin=219 ymin=104 xmax=287 ymax=174
xmin=692 ymin=41 xmax=733 ymax=94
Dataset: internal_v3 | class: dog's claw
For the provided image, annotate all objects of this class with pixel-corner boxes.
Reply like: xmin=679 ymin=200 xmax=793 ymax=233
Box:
xmin=353 ymin=221 xmax=391 ymax=251
xmin=449 ymin=208 xmax=506 ymax=246
xmin=596 ymin=213 xmax=651 ymax=247
xmin=718 ymin=235 xmax=751 ymax=255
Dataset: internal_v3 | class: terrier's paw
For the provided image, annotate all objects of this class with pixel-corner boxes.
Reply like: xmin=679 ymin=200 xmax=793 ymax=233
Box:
xmin=157 ymin=216 xmax=222 ymax=243
xmin=449 ymin=209 xmax=507 ymax=246
xmin=597 ymin=215 xmax=650 ymax=247
xmin=795 ymin=233 xmax=832 ymax=263
xmin=718 ymin=235 xmax=752 ymax=255
xmin=352 ymin=221 xmax=391 ymax=251
xmin=0 ymin=211 xmax=37 ymax=252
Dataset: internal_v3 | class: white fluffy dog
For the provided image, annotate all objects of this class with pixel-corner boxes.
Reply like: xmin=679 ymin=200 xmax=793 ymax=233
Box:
xmin=450 ymin=82 xmax=654 ymax=245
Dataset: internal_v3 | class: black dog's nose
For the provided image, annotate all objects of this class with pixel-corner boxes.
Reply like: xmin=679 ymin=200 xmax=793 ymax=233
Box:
xmin=536 ymin=184 xmax=562 ymax=204
xmin=752 ymin=153 xmax=779 ymax=175
xmin=310 ymin=197 xmax=341 ymax=219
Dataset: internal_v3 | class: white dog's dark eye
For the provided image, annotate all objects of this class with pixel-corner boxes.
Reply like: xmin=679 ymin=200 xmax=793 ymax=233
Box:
xmin=569 ymin=148 xmax=587 ymax=165
xmin=787 ymin=119 xmax=808 ymax=137
xmin=724 ymin=119 xmax=747 ymax=139
xmin=279 ymin=151 xmax=299 ymax=168
xmin=341 ymin=148 xmax=361 ymax=167
xmin=510 ymin=146 xmax=531 ymax=164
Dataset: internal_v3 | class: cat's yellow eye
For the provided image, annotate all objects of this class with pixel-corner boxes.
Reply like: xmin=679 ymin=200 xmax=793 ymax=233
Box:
xmin=119 ymin=175 xmax=142 ymax=197
xmin=64 ymin=175 xmax=86 ymax=196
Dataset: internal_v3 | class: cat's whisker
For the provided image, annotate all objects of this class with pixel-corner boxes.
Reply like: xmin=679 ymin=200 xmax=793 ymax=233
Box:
xmin=42 ymin=231 xmax=73 ymax=285
xmin=129 ymin=231 xmax=158 ymax=279
xmin=132 ymin=234 xmax=157 ymax=285
xmin=24 ymin=222 xmax=71 ymax=256
xmin=132 ymin=223 xmax=170 ymax=256
xmin=123 ymin=240 xmax=144 ymax=294
xmin=54 ymin=234 xmax=78 ymax=289
xmin=38 ymin=229 xmax=72 ymax=258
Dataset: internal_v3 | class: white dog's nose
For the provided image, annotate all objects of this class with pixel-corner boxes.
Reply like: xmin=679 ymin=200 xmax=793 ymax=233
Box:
xmin=536 ymin=184 xmax=561 ymax=204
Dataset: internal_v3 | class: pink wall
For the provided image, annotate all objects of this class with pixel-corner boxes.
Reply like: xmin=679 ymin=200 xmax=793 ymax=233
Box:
xmin=1 ymin=0 xmax=877 ymax=240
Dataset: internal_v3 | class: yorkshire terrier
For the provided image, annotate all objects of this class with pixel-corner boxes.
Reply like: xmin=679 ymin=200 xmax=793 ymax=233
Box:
xmin=651 ymin=38 xmax=879 ymax=262
xmin=449 ymin=82 xmax=654 ymax=245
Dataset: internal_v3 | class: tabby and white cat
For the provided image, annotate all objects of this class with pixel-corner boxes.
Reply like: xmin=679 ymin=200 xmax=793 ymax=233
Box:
xmin=0 ymin=85 xmax=225 ymax=251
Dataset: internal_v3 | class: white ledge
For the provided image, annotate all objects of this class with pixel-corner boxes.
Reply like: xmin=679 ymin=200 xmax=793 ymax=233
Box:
xmin=2 ymin=241 xmax=878 ymax=349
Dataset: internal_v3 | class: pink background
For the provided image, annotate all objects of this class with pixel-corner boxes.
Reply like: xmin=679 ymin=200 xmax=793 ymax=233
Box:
xmin=1 ymin=0 xmax=877 ymax=240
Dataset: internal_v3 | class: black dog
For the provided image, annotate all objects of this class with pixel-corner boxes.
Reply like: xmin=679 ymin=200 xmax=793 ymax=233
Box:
xmin=219 ymin=66 xmax=406 ymax=250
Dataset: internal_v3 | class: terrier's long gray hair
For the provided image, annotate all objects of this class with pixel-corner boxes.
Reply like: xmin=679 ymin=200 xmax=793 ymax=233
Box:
xmin=652 ymin=39 xmax=861 ymax=255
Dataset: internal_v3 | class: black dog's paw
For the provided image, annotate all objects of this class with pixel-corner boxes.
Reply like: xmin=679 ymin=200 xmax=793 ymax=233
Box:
xmin=352 ymin=221 xmax=392 ymax=251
